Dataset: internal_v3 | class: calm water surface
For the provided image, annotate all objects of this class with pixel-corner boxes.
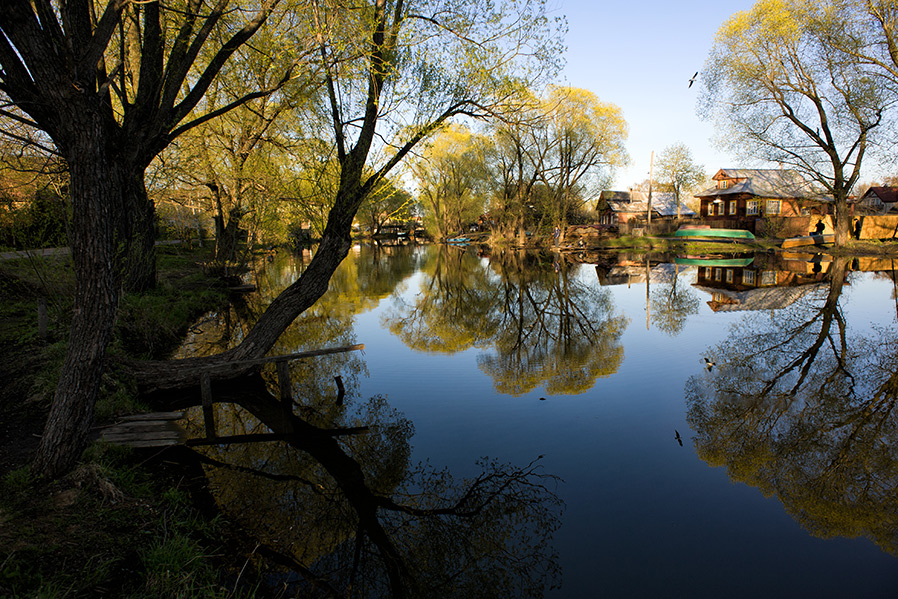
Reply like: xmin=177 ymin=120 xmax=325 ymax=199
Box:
xmin=179 ymin=244 xmax=898 ymax=598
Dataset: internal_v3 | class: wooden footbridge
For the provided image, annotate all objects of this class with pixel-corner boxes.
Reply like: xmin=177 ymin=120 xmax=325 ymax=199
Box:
xmin=97 ymin=344 xmax=364 ymax=449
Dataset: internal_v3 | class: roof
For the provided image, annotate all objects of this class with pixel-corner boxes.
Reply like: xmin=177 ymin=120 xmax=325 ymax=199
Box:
xmin=695 ymin=168 xmax=828 ymax=201
xmin=598 ymin=190 xmax=696 ymax=217
xmin=862 ymin=186 xmax=898 ymax=204
xmin=694 ymin=283 xmax=827 ymax=312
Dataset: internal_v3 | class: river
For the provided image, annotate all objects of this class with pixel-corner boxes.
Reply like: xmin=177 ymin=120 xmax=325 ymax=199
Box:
xmin=176 ymin=243 xmax=898 ymax=598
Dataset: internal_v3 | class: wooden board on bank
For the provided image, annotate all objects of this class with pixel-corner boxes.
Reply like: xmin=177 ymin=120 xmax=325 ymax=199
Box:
xmin=98 ymin=412 xmax=187 ymax=448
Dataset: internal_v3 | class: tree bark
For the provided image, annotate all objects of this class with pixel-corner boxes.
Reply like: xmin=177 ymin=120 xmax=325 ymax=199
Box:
xmin=122 ymin=172 xmax=157 ymax=292
xmin=833 ymin=194 xmax=852 ymax=246
xmin=32 ymin=121 xmax=122 ymax=479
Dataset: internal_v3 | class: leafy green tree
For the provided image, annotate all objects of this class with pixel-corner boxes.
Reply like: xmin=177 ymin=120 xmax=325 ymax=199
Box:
xmin=412 ymin=124 xmax=489 ymax=240
xmin=482 ymin=119 xmax=543 ymax=241
xmin=357 ymin=175 xmax=415 ymax=236
xmin=0 ymin=0 xmax=305 ymax=477
xmin=701 ymin=0 xmax=887 ymax=245
xmin=536 ymin=86 xmax=628 ymax=231
xmin=0 ymin=0 xmax=561 ymax=477
xmin=654 ymin=143 xmax=705 ymax=220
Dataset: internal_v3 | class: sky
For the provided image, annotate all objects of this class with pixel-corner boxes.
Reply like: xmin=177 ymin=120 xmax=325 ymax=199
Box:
xmin=551 ymin=0 xmax=757 ymax=189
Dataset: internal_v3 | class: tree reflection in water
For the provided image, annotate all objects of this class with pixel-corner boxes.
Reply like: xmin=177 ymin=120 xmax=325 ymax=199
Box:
xmin=165 ymin=245 xmax=564 ymax=596
xmin=385 ymin=247 xmax=628 ymax=395
xmin=173 ymin=380 xmax=562 ymax=598
xmin=686 ymin=257 xmax=898 ymax=555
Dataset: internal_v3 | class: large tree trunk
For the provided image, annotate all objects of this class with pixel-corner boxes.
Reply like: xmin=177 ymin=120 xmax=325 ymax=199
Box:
xmin=215 ymin=206 xmax=243 ymax=263
xmin=833 ymin=195 xmax=852 ymax=246
xmin=122 ymin=173 xmax=157 ymax=292
xmin=32 ymin=128 xmax=123 ymax=479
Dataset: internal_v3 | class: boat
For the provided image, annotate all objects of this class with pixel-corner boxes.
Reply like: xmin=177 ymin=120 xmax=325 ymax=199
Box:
xmin=674 ymin=256 xmax=754 ymax=267
xmin=673 ymin=227 xmax=756 ymax=241
xmin=781 ymin=233 xmax=835 ymax=249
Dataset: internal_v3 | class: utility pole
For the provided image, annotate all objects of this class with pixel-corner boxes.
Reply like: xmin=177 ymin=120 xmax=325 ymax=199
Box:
xmin=647 ymin=150 xmax=654 ymax=227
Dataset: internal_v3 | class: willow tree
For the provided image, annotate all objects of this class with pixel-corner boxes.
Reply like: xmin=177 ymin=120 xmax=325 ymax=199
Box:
xmin=135 ymin=0 xmax=564 ymax=385
xmin=701 ymin=0 xmax=887 ymax=245
xmin=0 ymin=0 xmax=314 ymax=477
xmin=655 ymin=142 xmax=705 ymax=220
xmin=411 ymin=124 xmax=489 ymax=240
xmin=536 ymin=86 xmax=628 ymax=230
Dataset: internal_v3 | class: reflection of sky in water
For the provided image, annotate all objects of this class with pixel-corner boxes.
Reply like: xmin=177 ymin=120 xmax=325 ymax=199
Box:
xmin=202 ymin=247 xmax=898 ymax=597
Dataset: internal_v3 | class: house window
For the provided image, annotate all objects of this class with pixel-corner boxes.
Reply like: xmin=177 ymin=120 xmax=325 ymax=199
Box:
xmin=707 ymin=203 xmax=714 ymax=216
xmin=747 ymin=200 xmax=761 ymax=215
xmin=742 ymin=270 xmax=756 ymax=285
xmin=766 ymin=200 xmax=781 ymax=215
xmin=760 ymin=271 xmax=776 ymax=286
xmin=714 ymin=268 xmax=722 ymax=281
xmin=729 ymin=201 xmax=736 ymax=215
xmin=726 ymin=269 xmax=734 ymax=283
xmin=704 ymin=267 xmax=712 ymax=279
xmin=717 ymin=179 xmax=731 ymax=190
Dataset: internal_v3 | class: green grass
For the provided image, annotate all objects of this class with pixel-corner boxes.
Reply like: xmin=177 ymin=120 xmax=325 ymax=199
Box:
xmin=0 ymin=442 xmax=259 ymax=599
xmin=0 ymin=244 xmax=253 ymax=598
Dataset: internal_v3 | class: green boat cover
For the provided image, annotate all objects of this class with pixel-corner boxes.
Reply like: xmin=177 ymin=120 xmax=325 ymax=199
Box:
xmin=674 ymin=228 xmax=756 ymax=239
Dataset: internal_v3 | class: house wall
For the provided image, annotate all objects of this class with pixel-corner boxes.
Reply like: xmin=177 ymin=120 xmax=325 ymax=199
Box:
xmin=700 ymin=197 xmax=830 ymax=219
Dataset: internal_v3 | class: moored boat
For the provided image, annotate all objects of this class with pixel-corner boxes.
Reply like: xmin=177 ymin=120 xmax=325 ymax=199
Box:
xmin=781 ymin=233 xmax=835 ymax=249
xmin=674 ymin=227 xmax=756 ymax=241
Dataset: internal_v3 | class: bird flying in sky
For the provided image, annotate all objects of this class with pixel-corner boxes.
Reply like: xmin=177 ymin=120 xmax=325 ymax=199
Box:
xmin=688 ymin=71 xmax=698 ymax=88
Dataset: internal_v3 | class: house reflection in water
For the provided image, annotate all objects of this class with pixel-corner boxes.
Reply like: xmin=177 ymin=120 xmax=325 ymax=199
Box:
xmin=694 ymin=255 xmax=832 ymax=312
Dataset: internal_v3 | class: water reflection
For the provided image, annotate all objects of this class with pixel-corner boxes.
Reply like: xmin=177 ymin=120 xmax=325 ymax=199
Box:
xmin=384 ymin=246 xmax=629 ymax=395
xmin=168 ymin=244 xmax=898 ymax=595
xmin=170 ymin=377 xmax=563 ymax=598
xmin=169 ymin=244 xmax=564 ymax=596
xmin=684 ymin=256 xmax=898 ymax=555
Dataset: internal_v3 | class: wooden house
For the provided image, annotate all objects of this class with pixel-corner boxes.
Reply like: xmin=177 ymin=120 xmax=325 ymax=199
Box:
xmin=695 ymin=169 xmax=831 ymax=227
xmin=856 ymin=186 xmax=898 ymax=214
xmin=596 ymin=190 xmax=696 ymax=226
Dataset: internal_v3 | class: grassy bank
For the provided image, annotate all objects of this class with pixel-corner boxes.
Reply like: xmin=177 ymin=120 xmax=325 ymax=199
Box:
xmin=0 ymin=244 xmax=257 ymax=598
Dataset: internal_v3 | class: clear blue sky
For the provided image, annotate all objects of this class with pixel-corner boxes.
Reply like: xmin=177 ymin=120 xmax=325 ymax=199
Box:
xmin=553 ymin=0 xmax=756 ymax=189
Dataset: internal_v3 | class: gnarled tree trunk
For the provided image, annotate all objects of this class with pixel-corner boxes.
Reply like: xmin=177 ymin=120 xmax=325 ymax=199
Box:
xmin=32 ymin=123 xmax=123 ymax=478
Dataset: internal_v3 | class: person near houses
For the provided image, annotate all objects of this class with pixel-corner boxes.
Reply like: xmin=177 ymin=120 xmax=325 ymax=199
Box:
xmin=813 ymin=220 xmax=825 ymax=235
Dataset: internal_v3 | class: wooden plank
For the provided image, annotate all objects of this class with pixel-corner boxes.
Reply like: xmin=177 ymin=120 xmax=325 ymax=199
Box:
xmin=118 ymin=412 xmax=185 ymax=421
xmin=102 ymin=431 xmax=184 ymax=442
xmin=190 ymin=344 xmax=366 ymax=377
xmin=101 ymin=422 xmax=182 ymax=434
xmin=200 ymin=372 xmax=216 ymax=439
xmin=781 ymin=233 xmax=835 ymax=248
xmin=120 ymin=439 xmax=182 ymax=448
xmin=186 ymin=432 xmax=295 ymax=447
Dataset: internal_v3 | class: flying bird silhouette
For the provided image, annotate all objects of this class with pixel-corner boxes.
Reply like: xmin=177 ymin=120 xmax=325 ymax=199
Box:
xmin=704 ymin=357 xmax=716 ymax=371
xmin=688 ymin=71 xmax=699 ymax=88
xmin=675 ymin=430 xmax=683 ymax=446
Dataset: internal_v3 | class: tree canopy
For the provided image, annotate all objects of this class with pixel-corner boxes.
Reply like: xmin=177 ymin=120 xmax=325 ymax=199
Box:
xmin=701 ymin=0 xmax=890 ymax=244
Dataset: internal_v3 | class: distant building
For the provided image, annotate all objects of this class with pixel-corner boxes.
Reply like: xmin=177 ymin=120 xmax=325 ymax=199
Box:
xmin=596 ymin=189 xmax=696 ymax=226
xmin=856 ymin=186 xmax=898 ymax=214
xmin=695 ymin=168 xmax=831 ymax=225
